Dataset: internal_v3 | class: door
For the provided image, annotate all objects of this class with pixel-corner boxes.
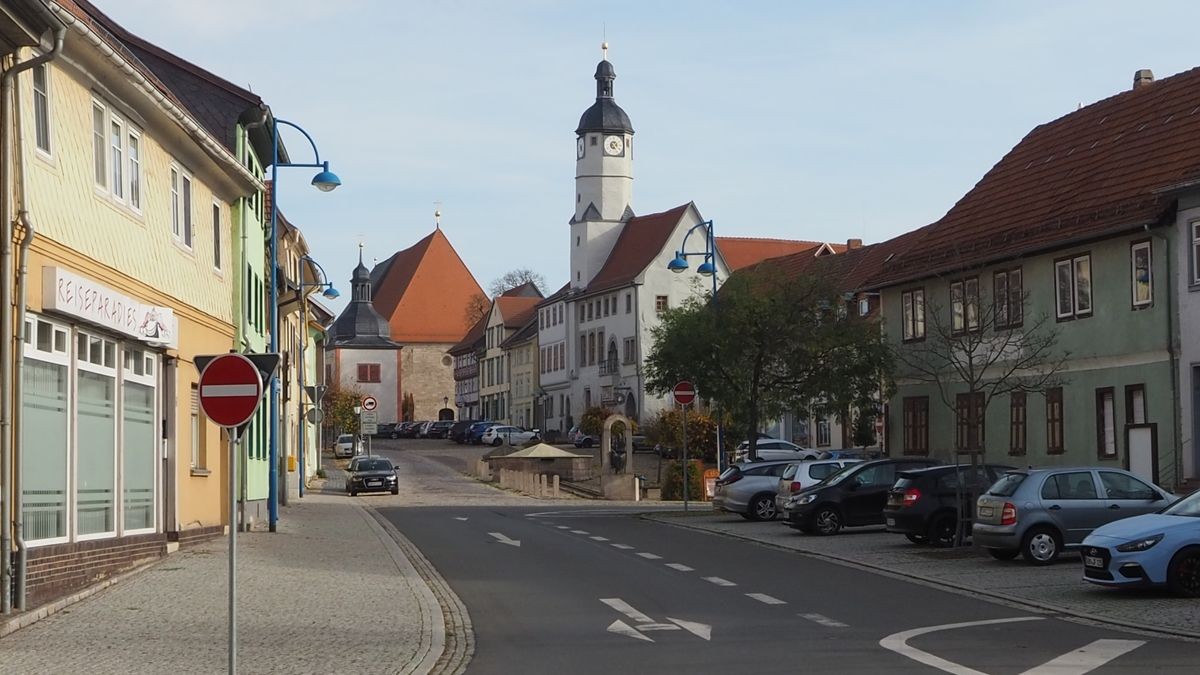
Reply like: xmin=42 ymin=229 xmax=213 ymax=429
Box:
xmin=1125 ymin=423 xmax=1158 ymax=485
xmin=1039 ymin=471 xmax=1109 ymax=544
xmin=1099 ymin=470 xmax=1169 ymax=517
xmin=842 ymin=462 xmax=896 ymax=525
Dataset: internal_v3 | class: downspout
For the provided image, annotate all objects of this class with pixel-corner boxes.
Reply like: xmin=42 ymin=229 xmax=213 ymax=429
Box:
xmin=2 ymin=26 xmax=67 ymax=616
xmin=1148 ymin=224 xmax=1181 ymax=489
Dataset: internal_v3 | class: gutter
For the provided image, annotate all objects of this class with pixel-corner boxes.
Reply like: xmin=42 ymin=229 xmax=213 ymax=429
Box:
xmin=2 ymin=23 xmax=67 ymax=616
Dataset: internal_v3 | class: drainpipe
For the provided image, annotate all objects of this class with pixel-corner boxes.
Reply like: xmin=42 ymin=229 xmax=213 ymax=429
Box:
xmin=2 ymin=25 xmax=66 ymax=616
xmin=1148 ymin=224 xmax=1182 ymax=489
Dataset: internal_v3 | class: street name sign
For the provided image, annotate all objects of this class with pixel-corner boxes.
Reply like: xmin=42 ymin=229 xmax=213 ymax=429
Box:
xmin=672 ymin=381 xmax=696 ymax=406
xmin=199 ymin=353 xmax=264 ymax=428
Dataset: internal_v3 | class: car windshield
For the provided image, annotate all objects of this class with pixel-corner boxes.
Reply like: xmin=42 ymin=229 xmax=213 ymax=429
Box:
xmin=987 ymin=472 xmax=1027 ymax=497
xmin=354 ymin=459 xmax=393 ymax=472
xmin=337 ymin=435 xmax=352 ymax=443
xmin=822 ymin=464 xmax=860 ymax=486
xmin=1162 ymin=490 xmax=1200 ymax=517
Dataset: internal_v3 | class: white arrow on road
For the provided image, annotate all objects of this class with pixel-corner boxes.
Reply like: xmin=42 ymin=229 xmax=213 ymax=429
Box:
xmin=488 ymin=532 xmax=521 ymax=547
xmin=601 ymin=598 xmax=711 ymax=642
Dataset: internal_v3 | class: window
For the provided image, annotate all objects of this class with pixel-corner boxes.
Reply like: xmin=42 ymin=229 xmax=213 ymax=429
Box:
xmin=655 ymin=295 xmax=668 ymax=314
xmin=1131 ymin=240 xmax=1152 ymax=308
xmin=955 ymin=392 xmax=984 ymax=450
xmin=588 ymin=332 xmax=596 ymax=365
xmin=127 ymin=130 xmax=141 ymax=210
xmin=33 ymin=62 xmax=50 ymax=154
xmin=1009 ymin=392 xmax=1026 ymax=456
xmin=623 ymin=337 xmax=635 ymax=364
xmin=950 ymin=278 xmax=979 ymax=334
xmin=1099 ymin=471 xmax=1157 ymax=500
xmin=626 ymin=293 xmax=632 ymax=314
xmin=900 ymin=289 xmax=925 ymax=341
xmin=1055 ymin=254 xmax=1092 ymax=319
xmin=170 ymin=166 xmax=193 ymax=248
xmin=1192 ymin=222 xmax=1200 ymax=285
xmin=816 ymin=418 xmax=831 ymax=447
xmin=92 ymin=103 xmax=106 ymax=187
xmin=123 ymin=349 xmax=156 ymax=532
xmin=587 ymin=302 xmax=593 ymax=321
xmin=1096 ymin=387 xmax=1116 ymax=458
xmin=357 ymin=363 xmax=381 ymax=383
xmin=110 ymin=116 xmax=124 ymax=199
xmin=994 ymin=268 xmax=1023 ymax=329
xmin=190 ymin=384 xmax=201 ymax=470
xmin=1046 ymin=387 xmax=1064 ymax=453
xmin=212 ymin=203 xmax=222 ymax=270
xmin=902 ymin=397 xmax=929 ymax=455
xmin=579 ymin=335 xmax=586 ymax=367
xmin=1041 ymin=472 xmax=1098 ymax=500
xmin=21 ymin=318 xmax=70 ymax=542
xmin=1125 ymin=384 xmax=1146 ymax=425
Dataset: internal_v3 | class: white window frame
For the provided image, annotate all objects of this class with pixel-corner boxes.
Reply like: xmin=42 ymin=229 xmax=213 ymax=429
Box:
xmin=900 ymin=289 xmax=925 ymax=340
xmin=109 ymin=114 xmax=125 ymax=201
xmin=1055 ymin=254 xmax=1093 ymax=319
xmin=91 ymin=100 xmax=142 ymax=210
xmin=32 ymin=61 xmax=52 ymax=156
xmin=92 ymin=102 xmax=107 ymax=190
xmin=74 ymin=329 xmax=119 ymax=542
xmin=120 ymin=346 xmax=159 ymax=536
xmin=1131 ymin=240 xmax=1152 ymax=308
xmin=21 ymin=313 xmax=72 ymax=546
xmin=1192 ymin=221 xmax=1200 ymax=286
xmin=127 ymin=128 xmax=142 ymax=212
xmin=212 ymin=201 xmax=223 ymax=272
xmin=171 ymin=163 xmax=194 ymax=249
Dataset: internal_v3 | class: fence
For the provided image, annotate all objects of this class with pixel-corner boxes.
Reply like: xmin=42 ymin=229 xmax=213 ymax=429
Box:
xmin=496 ymin=468 xmax=561 ymax=498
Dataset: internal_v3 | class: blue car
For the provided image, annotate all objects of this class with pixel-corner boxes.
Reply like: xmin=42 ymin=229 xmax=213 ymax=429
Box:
xmin=1081 ymin=488 xmax=1200 ymax=596
xmin=468 ymin=421 xmax=499 ymax=445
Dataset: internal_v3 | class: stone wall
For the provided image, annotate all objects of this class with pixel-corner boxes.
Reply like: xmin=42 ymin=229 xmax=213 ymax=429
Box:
xmin=402 ymin=343 xmax=456 ymax=420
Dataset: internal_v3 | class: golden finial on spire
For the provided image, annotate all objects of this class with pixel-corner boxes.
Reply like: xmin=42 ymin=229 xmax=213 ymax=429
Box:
xmin=434 ymin=200 xmax=443 ymax=229
xmin=602 ymin=41 xmax=609 ymax=60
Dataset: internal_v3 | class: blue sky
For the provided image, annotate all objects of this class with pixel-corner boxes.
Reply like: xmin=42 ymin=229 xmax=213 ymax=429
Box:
xmin=102 ymin=0 xmax=1200 ymax=314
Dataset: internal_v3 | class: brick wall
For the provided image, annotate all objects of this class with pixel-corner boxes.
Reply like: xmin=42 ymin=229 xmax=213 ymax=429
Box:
xmin=25 ymin=534 xmax=167 ymax=608
xmin=402 ymin=343 xmax=456 ymax=420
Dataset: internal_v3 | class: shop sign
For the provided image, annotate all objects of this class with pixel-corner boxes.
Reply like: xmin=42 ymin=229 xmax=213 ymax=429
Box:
xmin=43 ymin=266 xmax=179 ymax=349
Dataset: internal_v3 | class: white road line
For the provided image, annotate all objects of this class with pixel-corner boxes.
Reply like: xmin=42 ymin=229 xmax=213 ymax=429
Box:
xmin=600 ymin=598 xmax=654 ymax=624
xmin=590 ymin=536 xmax=609 ymax=541
xmin=702 ymin=576 xmax=736 ymax=587
xmin=636 ymin=552 xmax=662 ymax=560
xmin=1020 ymin=639 xmax=1144 ymax=675
xmin=800 ymin=613 xmax=848 ymax=628
xmin=879 ymin=617 xmax=1044 ymax=675
xmin=610 ymin=543 xmax=634 ymax=550
xmin=570 ymin=529 xmax=590 ymax=535
xmin=745 ymin=593 xmax=786 ymax=605
xmin=453 ymin=517 xmax=468 ymax=521
xmin=665 ymin=563 xmax=694 ymax=572
xmin=556 ymin=525 xmax=570 ymax=529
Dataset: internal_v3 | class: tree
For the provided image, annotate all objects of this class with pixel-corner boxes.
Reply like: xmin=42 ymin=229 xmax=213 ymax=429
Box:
xmin=487 ymin=268 xmax=546 ymax=297
xmin=644 ymin=268 xmax=893 ymax=461
xmin=891 ymin=286 xmax=1069 ymax=460
xmin=463 ymin=292 xmax=490 ymax=327
xmin=323 ymin=383 xmax=365 ymax=436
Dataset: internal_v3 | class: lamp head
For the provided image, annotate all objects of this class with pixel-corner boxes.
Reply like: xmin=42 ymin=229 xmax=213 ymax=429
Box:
xmin=696 ymin=261 xmax=717 ymax=277
xmin=321 ymin=285 xmax=341 ymax=300
xmin=311 ymin=164 xmax=341 ymax=192
xmin=667 ymin=254 xmax=688 ymax=273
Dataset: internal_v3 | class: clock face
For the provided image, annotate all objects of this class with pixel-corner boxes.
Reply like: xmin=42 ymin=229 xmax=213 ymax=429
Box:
xmin=604 ymin=135 xmax=624 ymax=156
xmin=577 ymin=136 xmax=585 ymax=159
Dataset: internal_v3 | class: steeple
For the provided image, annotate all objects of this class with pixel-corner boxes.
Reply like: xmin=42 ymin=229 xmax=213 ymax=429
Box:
xmin=576 ymin=46 xmax=633 ymax=135
xmin=328 ymin=244 xmax=398 ymax=348
xmin=352 ymin=243 xmax=371 ymax=302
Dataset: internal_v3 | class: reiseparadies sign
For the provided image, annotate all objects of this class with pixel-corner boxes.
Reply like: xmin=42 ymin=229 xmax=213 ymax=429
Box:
xmin=43 ymin=266 xmax=179 ymax=349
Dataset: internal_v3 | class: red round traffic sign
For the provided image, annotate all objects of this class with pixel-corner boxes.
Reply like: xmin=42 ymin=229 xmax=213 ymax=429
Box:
xmin=362 ymin=396 xmax=378 ymax=412
xmin=673 ymin=381 xmax=696 ymax=406
xmin=199 ymin=353 xmax=264 ymax=428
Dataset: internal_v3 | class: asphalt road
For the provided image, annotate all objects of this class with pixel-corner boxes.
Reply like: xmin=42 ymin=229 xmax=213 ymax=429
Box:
xmin=372 ymin=440 xmax=1197 ymax=674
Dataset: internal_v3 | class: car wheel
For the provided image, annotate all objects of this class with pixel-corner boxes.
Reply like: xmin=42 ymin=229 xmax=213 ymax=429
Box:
xmin=349 ymin=489 xmax=357 ymax=497
xmin=492 ymin=438 xmax=503 ymax=447
xmin=582 ymin=438 xmax=593 ymax=448
xmin=813 ymin=507 xmax=842 ymax=535
xmin=1167 ymin=546 xmax=1200 ymax=597
xmin=987 ymin=548 xmax=1020 ymax=561
xmin=1021 ymin=526 xmax=1062 ymax=565
xmin=928 ymin=513 xmax=957 ymax=548
xmin=390 ymin=486 xmax=400 ymax=495
xmin=748 ymin=494 xmax=778 ymax=522
xmin=905 ymin=534 xmax=928 ymax=545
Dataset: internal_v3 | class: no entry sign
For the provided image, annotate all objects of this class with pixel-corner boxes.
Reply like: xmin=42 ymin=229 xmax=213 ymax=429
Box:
xmin=199 ymin=353 xmax=264 ymax=428
xmin=673 ymin=381 xmax=696 ymax=406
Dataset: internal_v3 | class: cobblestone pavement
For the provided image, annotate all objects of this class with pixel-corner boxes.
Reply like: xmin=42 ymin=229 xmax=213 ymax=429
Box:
xmin=645 ymin=510 xmax=1200 ymax=638
xmin=0 ymin=470 xmax=442 ymax=675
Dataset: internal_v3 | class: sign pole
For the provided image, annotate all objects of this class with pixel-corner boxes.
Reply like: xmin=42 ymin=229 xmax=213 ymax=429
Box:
xmin=228 ymin=428 xmax=238 ymax=675
xmin=682 ymin=402 xmax=689 ymax=512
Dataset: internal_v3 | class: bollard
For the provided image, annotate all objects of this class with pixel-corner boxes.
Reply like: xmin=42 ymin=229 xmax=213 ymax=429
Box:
xmin=553 ymin=474 xmax=560 ymax=498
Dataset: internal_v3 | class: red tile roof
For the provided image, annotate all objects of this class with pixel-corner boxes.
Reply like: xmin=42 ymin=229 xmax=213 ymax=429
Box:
xmin=495 ymin=296 xmax=541 ymax=329
xmin=759 ymin=231 xmax=922 ymax=292
xmin=449 ymin=309 xmax=490 ymax=355
xmin=370 ymin=229 xmax=485 ymax=343
xmin=869 ymin=68 xmax=1200 ymax=287
xmin=717 ymin=237 xmax=842 ymax=271
xmin=585 ymin=203 xmax=692 ymax=293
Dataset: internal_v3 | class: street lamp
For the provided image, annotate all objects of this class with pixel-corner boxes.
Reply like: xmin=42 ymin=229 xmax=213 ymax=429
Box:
xmin=295 ymin=255 xmax=339 ymax=499
xmin=666 ymin=219 xmax=726 ymax=472
xmin=268 ymin=117 xmax=341 ymax=532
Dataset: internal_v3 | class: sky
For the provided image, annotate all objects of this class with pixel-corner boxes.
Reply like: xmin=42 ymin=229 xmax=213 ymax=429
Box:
xmin=99 ymin=0 xmax=1200 ymax=315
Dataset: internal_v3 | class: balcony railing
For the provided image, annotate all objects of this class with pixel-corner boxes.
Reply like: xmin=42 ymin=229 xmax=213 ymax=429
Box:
xmin=598 ymin=357 xmax=620 ymax=376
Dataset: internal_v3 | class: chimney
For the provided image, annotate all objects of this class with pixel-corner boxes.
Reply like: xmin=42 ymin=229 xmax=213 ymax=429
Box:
xmin=846 ymin=238 xmax=863 ymax=250
xmin=1133 ymin=69 xmax=1155 ymax=90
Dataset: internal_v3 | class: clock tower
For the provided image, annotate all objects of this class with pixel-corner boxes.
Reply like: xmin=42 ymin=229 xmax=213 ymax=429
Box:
xmin=571 ymin=48 xmax=634 ymax=288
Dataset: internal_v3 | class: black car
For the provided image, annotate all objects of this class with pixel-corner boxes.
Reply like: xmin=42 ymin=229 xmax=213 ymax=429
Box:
xmin=428 ymin=420 xmax=455 ymax=438
xmin=782 ymin=458 xmax=941 ymax=535
xmin=448 ymin=420 xmax=479 ymax=443
xmin=397 ymin=421 xmax=421 ymax=438
xmin=346 ymin=456 xmax=399 ymax=496
xmin=883 ymin=463 xmax=1014 ymax=547
xmin=374 ymin=422 xmax=398 ymax=438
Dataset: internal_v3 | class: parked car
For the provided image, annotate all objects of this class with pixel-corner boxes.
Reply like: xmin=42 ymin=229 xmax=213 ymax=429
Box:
xmin=568 ymin=426 xmax=595 ymax=448
xmin=713 ymin=460 xmax=798 ymax=521
xmin=333 ymin=433 xmax=358 ymax=459
xmin=480 ymin=425 xmax=540 ymax=446
xmin=373 ymin=423 xmax=398 ymax=439
xmin=733 ymin=439 xmax=820 ymax=464
xmin=392 ymin=421 xmax=416 ymax=438
xmin=774 ymin=459 xmax=864 ymax=511
xmin=345 ymin=456 xmax=399 ymax=496
xmin=449 ymin=420 xmax=480 ymax=444
xmin=469 ymin=421 xmax=501 ymax=444
xmin=1081 ymin=488 xmax=1200 ymax=595
xmin=782 ymin=458 xmax=941 ymax=535
xmin=883 ymin=463 xmax=1014 ymax=547
xmin=974 ymin=467 xmax=1175 ymax=565
xmin=414 ymin=421 xmax=434 ymax=438
xmin=428 ymin=420 xmax=454 ymax=438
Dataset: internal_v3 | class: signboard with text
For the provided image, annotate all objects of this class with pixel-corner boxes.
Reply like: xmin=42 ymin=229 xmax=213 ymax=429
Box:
xmin=43 ymin=266 xmax=179 ymax=348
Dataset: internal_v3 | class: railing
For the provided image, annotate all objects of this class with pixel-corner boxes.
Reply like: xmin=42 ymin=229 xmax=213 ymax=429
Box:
xmin=598 ymin=357 xmax=620 ymax=376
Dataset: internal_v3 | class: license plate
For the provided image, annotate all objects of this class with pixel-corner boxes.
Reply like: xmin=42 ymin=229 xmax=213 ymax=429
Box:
xmin=978 ymin=506 xmax=993 ymax=517
xmin=886 ymin=518 xmax=895 ymax=527
xmin=1084 ymin=555 xmax=1105 ymax=569
xmin=367 ymin=480 xmax=382 ymax=487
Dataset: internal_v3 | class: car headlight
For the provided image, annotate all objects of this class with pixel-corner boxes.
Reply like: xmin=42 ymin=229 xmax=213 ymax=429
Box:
xmin=1116 ymin=534 xmax=1163 ymax=552
xmin=790 ymin=494 xmax=817 ymax=506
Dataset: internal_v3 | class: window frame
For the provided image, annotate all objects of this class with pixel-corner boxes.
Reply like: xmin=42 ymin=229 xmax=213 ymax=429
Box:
xmin=170 ymin=163 xmax=194 ymax=250
xmin=1046 ymin=387 xmax=1064 ymax=454
xmin=1191 ymin=221 xmax=1200 ymax=286
xmin=1124 ymin=383 xmax=1146 ymax=425
xmin=1055 ymin=253 xmax=1093 ymax=321
xmin=900 ymin=288 xmax=926 ymax=342
xmin=655 ymin=295 xmax=669 ymax=315
xmin=21 ymin=314 xmax=71 ymax=546
xmin=1096 ymin=386 xmax=1117 ymax=459
xmin=1009 ymin=391 xmax=1027 ymax=456
xmin=32 ymin=61 xmax=52 ymax=156
xmin=994 ymin=268 xmax=1023 ymax=329
xmin=211 ymin=201 xmax=223 ymax=272
xmin=955 ymin=391 xmax=984 ymax=450
xmin=1130 ymin=239 xmax=1152 ymax=309
xmin=356 ymin=363 xmax=381 ymax=383
xmin=902 ymin=396 xmax=929 ymax=455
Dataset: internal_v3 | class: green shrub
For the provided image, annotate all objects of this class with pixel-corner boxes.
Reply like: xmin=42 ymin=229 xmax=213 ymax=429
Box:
xmin=661 ymin=460 xmax=705 ymax=501
xmin=647 ymin=408 xmax=719 ymax=462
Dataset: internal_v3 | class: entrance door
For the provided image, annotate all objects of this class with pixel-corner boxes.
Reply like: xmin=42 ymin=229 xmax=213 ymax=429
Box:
xmin=1125 ymin=423 xmax=1158 ymax=484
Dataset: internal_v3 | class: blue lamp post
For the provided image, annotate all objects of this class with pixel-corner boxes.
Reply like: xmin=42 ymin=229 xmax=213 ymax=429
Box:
xmin=295 ymin=255 xmax=338 ymax=499
xmin=268 ymin=118 xmax=340 ymax=531
xmin=667 ymin=219 xmax=726 ymax=472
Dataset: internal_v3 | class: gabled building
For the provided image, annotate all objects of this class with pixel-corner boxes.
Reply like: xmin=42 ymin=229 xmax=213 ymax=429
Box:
xmin=501 ymin=315 xmax=539 ymax=429
xmin=371 ymin=226 xmax=484 ymax=421
xmin=535 ymin=284 xmax=571 ymax=436
xmin=326 ymin=251 xmax=402 ymax=421
xmin=479 ymin=288 xmax=542 ymax=422
xmin=450 ymin=310 xmax=488 ymax=421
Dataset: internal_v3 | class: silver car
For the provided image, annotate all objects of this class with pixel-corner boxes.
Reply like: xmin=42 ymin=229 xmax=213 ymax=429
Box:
xmin=973 ymin=467 xmax=1174 ymax=565
xmin=712 ymin=460 xmax=794 ymax=521
xmin=732 ymin=439 xmax=820 ymax=464
xmin=774 ymin=459 xmax=863 ymax=512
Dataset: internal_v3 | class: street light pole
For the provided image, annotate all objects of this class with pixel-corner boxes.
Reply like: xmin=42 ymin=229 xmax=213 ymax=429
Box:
xmin=268 ymin=117 xmax=341 ymax=532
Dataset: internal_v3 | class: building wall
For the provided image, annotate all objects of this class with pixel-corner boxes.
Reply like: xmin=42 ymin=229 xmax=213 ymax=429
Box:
xmin=1174 ymin=196 xmax=1200 ymax=483
xmin=479 ymin=307 xmax=513 ymax=421
xmin=536 ymin=299 xmax=571 ymax=433
xmin=333 ymin=347 xmax=400 ymax=423
xmin=506 ymin=339 xmax=538 ymax=428
xmin=401 ymin=342 xmax=455 ymax=421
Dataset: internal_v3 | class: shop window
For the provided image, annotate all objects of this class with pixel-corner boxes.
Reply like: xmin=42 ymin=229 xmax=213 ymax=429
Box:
xmin=76 ymin=330 xmax=118 ymax=538
xmin=21 ymin=317 xmax=70 ymax=543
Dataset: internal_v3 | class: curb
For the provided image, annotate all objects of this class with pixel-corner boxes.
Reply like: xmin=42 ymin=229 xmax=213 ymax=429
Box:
xmin=642 ymin=513 xmax=1200 ymax=643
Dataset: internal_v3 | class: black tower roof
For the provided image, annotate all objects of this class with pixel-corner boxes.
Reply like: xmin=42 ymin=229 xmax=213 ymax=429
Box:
xmin=328 ymin=250 xmax=400 ymax=349
xmin=576 ymin=59 xmax=634 ymax=135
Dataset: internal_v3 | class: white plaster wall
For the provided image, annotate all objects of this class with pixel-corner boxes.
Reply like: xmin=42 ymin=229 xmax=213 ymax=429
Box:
xmin=337 ymin=348 xmax=400 ymax=423
xmin=575 ymin=132 xmax=633 ymax=222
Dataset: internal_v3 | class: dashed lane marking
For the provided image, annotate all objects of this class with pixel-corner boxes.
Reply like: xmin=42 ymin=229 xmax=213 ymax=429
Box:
xmin=637 ymin=552 xmax=662 ymax=560
xmin=665 ymin=563 xmax=695 ymax=572
xmin=800 ymin=613 xmax=848 ymax=628
xmin=611 ymin=544 xmax=634 ymax=550
xmin=746 ymin=593 xmax=786 ymax=605
xmin=570 ymin=530 xmax=590 ymax=535
xmin=702 ymin=576 xmax=736 ymax=587
xmin=556 ymin=526 xmax=570 ymax=530
xmin=590 ymin=536 xmax=610 ymax=541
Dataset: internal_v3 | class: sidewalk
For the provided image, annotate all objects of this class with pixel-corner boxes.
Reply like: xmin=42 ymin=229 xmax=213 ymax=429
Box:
xmin=645 ymin=510 xmax=1200 ymax=640
xmin=0 ymin=476 xmax=447 ymax=674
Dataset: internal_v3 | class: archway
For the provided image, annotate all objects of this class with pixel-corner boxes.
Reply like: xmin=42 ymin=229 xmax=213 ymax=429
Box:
xmin=438 ymin=408 xmax=455 ymax=421
xmin=600 ymin=413 xmax=635 ymax=475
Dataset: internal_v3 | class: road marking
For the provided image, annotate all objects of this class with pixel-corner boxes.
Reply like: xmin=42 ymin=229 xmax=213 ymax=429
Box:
xmin=570 ymin=529 xmax=590 ymax=535
xmin=487 ymin=532 xmax=521 ymax=547
xmin=703 ymin=576 xmax=736 ymax=587
xmin=601 ymin=599 xmax=712 ymax=642
xmin=453 ymin=517 xmax=468 ymax=521
xmin=745 ymin=593 xmax=786 ymax=605
xmin=590 ymin=536 xmax=610 ymax=541
xmin=636 ymin=552 xmax=662 ymax=560
xmin=611 ymin=544 xmax=634 ymax=550
xmin=880 ymin=617 xmax=1044 ymax=675
xmin=800 ymin=613 xmax=848 ymax=628
xmin=601 ymin=598 xmax=654 ymax=623
xmin=556 ymin=525 xmax=570 ymax=529
xmin=1021 ymin=639 xmax=1144 ymax=675
xmin=607 ymin=619 xmax=654 ymax=642
xmin=665 ymin=563 xmax=694 ymax=572
xmin=667 ymin=617 xmax=712 ymax=641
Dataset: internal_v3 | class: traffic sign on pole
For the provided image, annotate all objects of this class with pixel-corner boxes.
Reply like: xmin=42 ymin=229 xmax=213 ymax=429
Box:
xmin=199 ymin=353 xmax=265 ymax=428
xmin=362 ymin=395 xmax=378 ymax=412
xmin=672 ymin=381 xmax=696 ymax=406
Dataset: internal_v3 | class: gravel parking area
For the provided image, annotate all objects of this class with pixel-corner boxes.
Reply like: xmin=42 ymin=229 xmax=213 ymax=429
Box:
xmin=645 ymin=510 xmax=1200 ymax=639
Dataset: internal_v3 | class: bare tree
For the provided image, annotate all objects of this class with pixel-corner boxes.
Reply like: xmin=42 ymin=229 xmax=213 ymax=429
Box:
xmin=488 ymin=268 xmax=546 ymax=297
xmin=463 ymin=292 xmax=490 ymax=328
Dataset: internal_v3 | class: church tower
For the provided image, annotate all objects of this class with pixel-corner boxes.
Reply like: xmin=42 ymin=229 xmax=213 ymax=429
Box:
xmin=571 ymin=45 xmax=634 ymax=289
